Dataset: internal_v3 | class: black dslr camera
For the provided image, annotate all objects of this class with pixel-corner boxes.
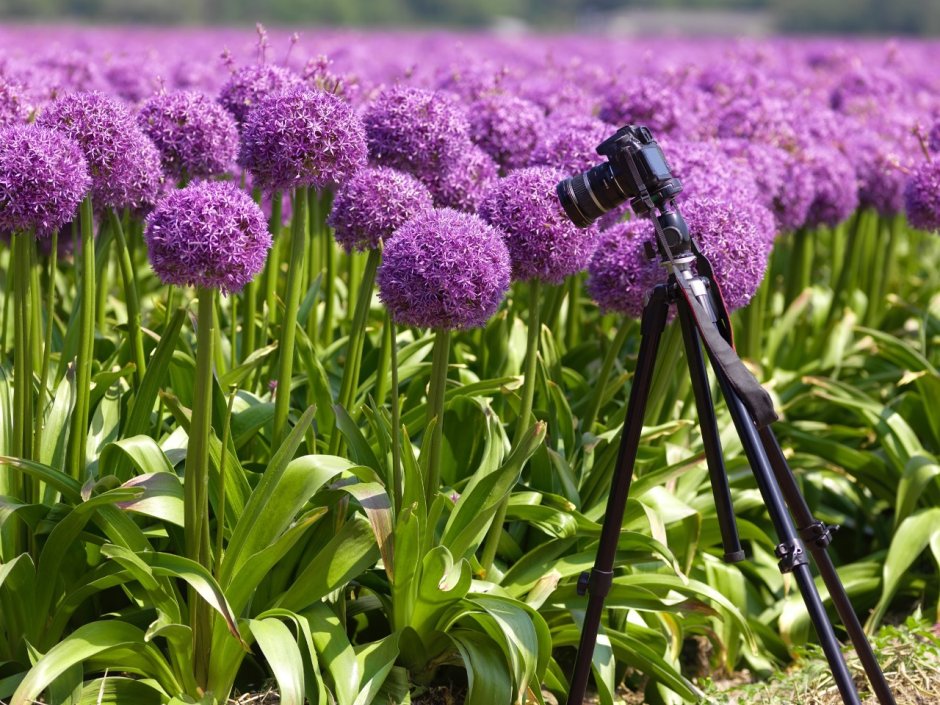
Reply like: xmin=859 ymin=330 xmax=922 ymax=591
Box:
xmin=556 ymin=125 xmax=683 ymax=226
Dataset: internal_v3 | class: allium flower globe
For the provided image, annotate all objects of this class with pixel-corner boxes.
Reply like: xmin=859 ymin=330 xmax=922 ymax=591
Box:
xmin=904 ymin=161 xmax=940 ymax=232
xmin=145 ymin=180 xmax=271 ymax=294
xmin=0 ymin=123 xmax=91 ymax=236
xmin=479 ymin=166 xmax=597 ymax=283
xmin=328 ymin=166 xmax=434 ymax=252
xmin=363 ymin=86 xmax=472 ymax=176
xmin=240 ymin=85 xmax=367 ymax=191
xmin=377 ymin=208 xmax=511 ymax=330
xmin=423 ymin=144 xmax=498 ymax=213
xmin=218 ymin=64 xmax=303 ymax=127
xmin=138 ymin=90 xmax=239 ymax=180
xmin=468 ymin=93 xmax=545 ymax=170
xmin=800 ymin=146 xmax=860 ymax=229
xmin=929 ymin=122 xmax=940 ymax=154
xmin=0 ymin=75 xmax=29 ymax=127
xmin=530 ymin=115 xmax=612 ymax=174
xmin=37 ymin=91 xmax=164 ymax=212
xmin=587 ymin=218 xmax=660 ymax=318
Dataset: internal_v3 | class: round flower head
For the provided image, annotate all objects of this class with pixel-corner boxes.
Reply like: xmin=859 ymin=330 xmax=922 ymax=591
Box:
xmin=0 ymin=75 xmax=29 ymax=127
xmin=0 ymin=124 xmax=90 ymax=237
xmin=599 ymin=76 xmax=685 ymax=138
xmin=662 ymin=139 xmax=759 ymax=204
xmin=799 ymin=146 xmax=859 ymax=229
xmin=479 ymin=166 xmax=596 ymax=284
xmin=468 ymin=93 xmax=545 ymax=170
xmin=37 ymin=91 xmax=164 ymax=212
xmin=240 ymin=85 xmax=367 ymax=192
xmin=328 ymin=166 xmax=434 ymax=252
xmin=103 ymin=53 xmax=163 ymax=103
xmin=138 ymin=90 xmax=239 ymax=180
xmin=377 ymin=208 xmax=511 ymax=330
xmin=721 ymin=138 xmax=805 ymax=234
xmin=929 ymin=122 xmax=940 ymax=154
xmin=422 ymin=144 xmax=498 ymax=213
xmin=682 ymin=196 xmax=773 ymax=311
xmin=587 ymin=218 xmax=661 ymax=318
xmin=145 ymin=180 xmax=271 ymax=294
xmin=530 ymin=115 xmax=613 ymax=174
xmin=363 ymin=86 xmax=472 ymax=177
xmin=904 ymin=161 xmax=940 ymax=232
xmin=218 ymin=63 xmax=303 ymax=127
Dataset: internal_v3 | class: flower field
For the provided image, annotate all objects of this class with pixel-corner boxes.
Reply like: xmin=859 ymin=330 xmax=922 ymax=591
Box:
xmin=1 ymin=25 xmax=939 ymax=705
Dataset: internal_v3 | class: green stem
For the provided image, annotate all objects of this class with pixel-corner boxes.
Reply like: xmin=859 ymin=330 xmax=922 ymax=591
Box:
xmin=12 ymin=233 xmax=33 ymax=468
xmin=580 ymin=320 xmax=631 ymax=438
xmin=272 ymin=186 xmax=309 ymax=448
xmin=480 ymin=279 xmax=541 ymax=575
xmin=1 ymin=255 xmax=12 ymax=355
xmin=424 ymin=329 xmax=450 ymax=506
xmin=215 ymin=386 xmax=238 ymax=580
xmin=34 ymin=231 xmax=58 ymax=462
xmin=389 ymin=316 xmax=402 ymax=514
xmin=321 ymin=193 xmax=336 ymax=345
xmin=741 ymin=274 xmax=769 ymax=364
xmin=109 ymin=209 xmax=146 ymax=385
xmin=261 ymin=190 xmax=283 ymax=337
xmin=328 ymin=247 xmax=381 ymax=455
xmin=375 ymin=306 xmax=392 ymax=408
xmin=784 ymin=228 xmax=813 ymax=306
xmin=646 ymin=322 xmax=682 ymax=425
xmin=186 ymin=287 xmax=215 ymax=689
xmin=564 ymin=276 xmax=581 ymax=351
xmin=29 ymin=241 xmax=42 ymax=376
xmin=68 ymin=197 xmax=95 ymax=481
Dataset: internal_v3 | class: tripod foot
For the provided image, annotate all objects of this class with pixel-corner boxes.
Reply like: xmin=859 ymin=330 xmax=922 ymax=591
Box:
xmin=723 ymin=549 xmax=746 ymax=563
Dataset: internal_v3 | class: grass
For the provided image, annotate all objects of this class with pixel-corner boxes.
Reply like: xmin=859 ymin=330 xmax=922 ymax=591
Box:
xmin=703 ymin=617 xmax=940 ymax=704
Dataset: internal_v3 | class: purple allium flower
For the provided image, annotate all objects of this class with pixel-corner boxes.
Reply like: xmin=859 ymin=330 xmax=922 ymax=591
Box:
xmin=720 ymin=138 xmax=801 ymax=234
xmin=799 ymin=146 xmax=860 ymax=229
xmin=363 ymin=86 xmax=472 ymax=176
xmin=422 ymin=144 xmax=498 ymax=213
xmin=37 ymin=91 xmax=164 ymax=212
xmin=103 ymin=53 xmax=164 ymax=103
xmin=599 ymin=77 xmax=685 ymax=138
xmin=0 ymin=75 xmax=29 ymax=127
xmin=328 ymin=166 xmax=434 ymax=252
xmin=682 ymin=196 xmax=773 ymax=311
xmin=377 ymin=208 xmax=511 ymax=330
xmin=479 ymin=166 xmax=596 ymax=283
xmin=904 ymin=161 xmax=940 ymax=232
xmin=928 ymin=121 xmax=940 ymax=154
xmin=0 ymin=124 xmax=90 ymax=237
xmin=586 ymin=218 xmax=660 ymax=318
xmin=218 ymin=63 xmax=303 ymax=127
xmin=144 ymin=180 xmax=271 ymax=294
xmin=138 ymin=90 xmax=239 ymax=180
xmin=662 ymin=139 xmax=760 ymax=204
xmin=240 ymin=85 xmax=367 ymax=192
xmin=468 ymin=93 xmax=545 ymax=170
xmin=530 ymin=115 xmax=612 ymax=174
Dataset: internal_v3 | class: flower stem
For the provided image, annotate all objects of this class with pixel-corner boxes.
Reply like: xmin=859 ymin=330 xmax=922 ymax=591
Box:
xmin=33 ymin=231 xmax=58 ymax=462
xmin=389 ymin=315 xmax=402 ymax=514
xmin=187 ymin=287 xmax=215 ymax=688
xmin=109 ymin=209 xmax=146 ymax=385
xmin=272 ymin=186 xmax=309 ymax=448
xmin=261 ymin=190 xmax=283 ymax=337
xmin=12 ymin=232 xmax=33 ymax=466
xmin=375 ymin=304 xmax=392 ymax=409
xmin=480 ymin=279 xmax=541 ymax=575
xmin=564 ymin=275 xmax=581 ymax=350
xmin=328 ymin=247 xmax=381 ymax=455
xmin=321 ymin=192 xmax=336 ymax=345
xmin=68 ymin=197 xmax=95 ymax=481
xmin=424 ymin=328 xmax=450 ymax=506
xmin=784 ymin=228 xmax=813 ymax=306
xmin=580 ymin=320 xmax=631 ymax=438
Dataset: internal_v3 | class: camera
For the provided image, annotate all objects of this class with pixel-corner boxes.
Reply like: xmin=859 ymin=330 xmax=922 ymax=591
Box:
xmin=555 ymin=125 xmax=683 ymax=227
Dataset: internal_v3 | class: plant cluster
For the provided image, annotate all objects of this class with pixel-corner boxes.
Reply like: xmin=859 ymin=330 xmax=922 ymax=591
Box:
xmin=0 ymin=26 xmax=938 ymax=705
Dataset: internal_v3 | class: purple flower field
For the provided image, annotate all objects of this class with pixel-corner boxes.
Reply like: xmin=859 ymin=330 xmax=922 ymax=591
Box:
xmin=1 ymin=24 xmax=940 ymax=705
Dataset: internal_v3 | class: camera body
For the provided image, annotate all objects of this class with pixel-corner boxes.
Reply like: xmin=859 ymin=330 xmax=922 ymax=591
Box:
xmin=556 ymin=124 xmax=683 ymax=227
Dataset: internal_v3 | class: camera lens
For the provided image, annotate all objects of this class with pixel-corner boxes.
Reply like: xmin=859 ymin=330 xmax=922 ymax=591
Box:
xmin=555 ymin=162 xmax=629 ymax=228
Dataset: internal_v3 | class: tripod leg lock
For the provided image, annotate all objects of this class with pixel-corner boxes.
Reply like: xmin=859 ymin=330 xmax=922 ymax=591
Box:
xmin=774 ymin=539 xmax=809 ymax=573
xmin=798 ymin=520 xmax=839 ymax=550
xmin=577 ymin=569 xmax=614 ymax=597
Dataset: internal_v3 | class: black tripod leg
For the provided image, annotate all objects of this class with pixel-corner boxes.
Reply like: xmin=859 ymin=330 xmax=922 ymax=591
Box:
xmin=566 ymin=285 xmax=671 ymax=705
xmin=758 ymin=428 xmax=897 ymax=705
xmin=711 ymin=368 xmax=863 ymax=705
xmin=676 ymin=300 xmax=745 ymax=563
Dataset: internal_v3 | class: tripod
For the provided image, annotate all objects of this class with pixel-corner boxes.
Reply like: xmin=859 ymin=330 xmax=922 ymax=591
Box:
xmin=565 ymin=212 xmax=897 ymax=705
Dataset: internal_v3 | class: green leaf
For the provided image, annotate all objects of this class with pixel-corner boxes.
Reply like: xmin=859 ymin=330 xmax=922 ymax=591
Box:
xmin=123 ymin=306 xmax=185 ymax=439
xmin=868 ymin=507 xmax=940 ymax=630
xmin=220 ymin=343 xmax=278 ymax=388
xmin=896 ymin=456 xmax=940 ymax=527
xmin=114 ymin=472 xmax=184 ymax=527
xmin=39 ymin=373 xmax=75 ymax=470
xmin=339 ymin=481 xmax=394 ymax=578
xmin=99 ymin=435 xmax=175 ymax=484
xmin=77 ymin=677 xmax=166 ymax=705
xmin=249 ymin=618 xmax=305 ymax=705
xmin=450 ymin=630 xmax=514 ymax=705
xmin=334 ymin=404 xmax=382 ymax=474
xmin=10 ymin=622 xmax=180 ymax=705
xmin=306 ymin=602 xmax=360 ymax=705
xmin=352 ymin=633 xmax=400 ymax=705
xmin=277 ymin=516 xmax=379 ymax=612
